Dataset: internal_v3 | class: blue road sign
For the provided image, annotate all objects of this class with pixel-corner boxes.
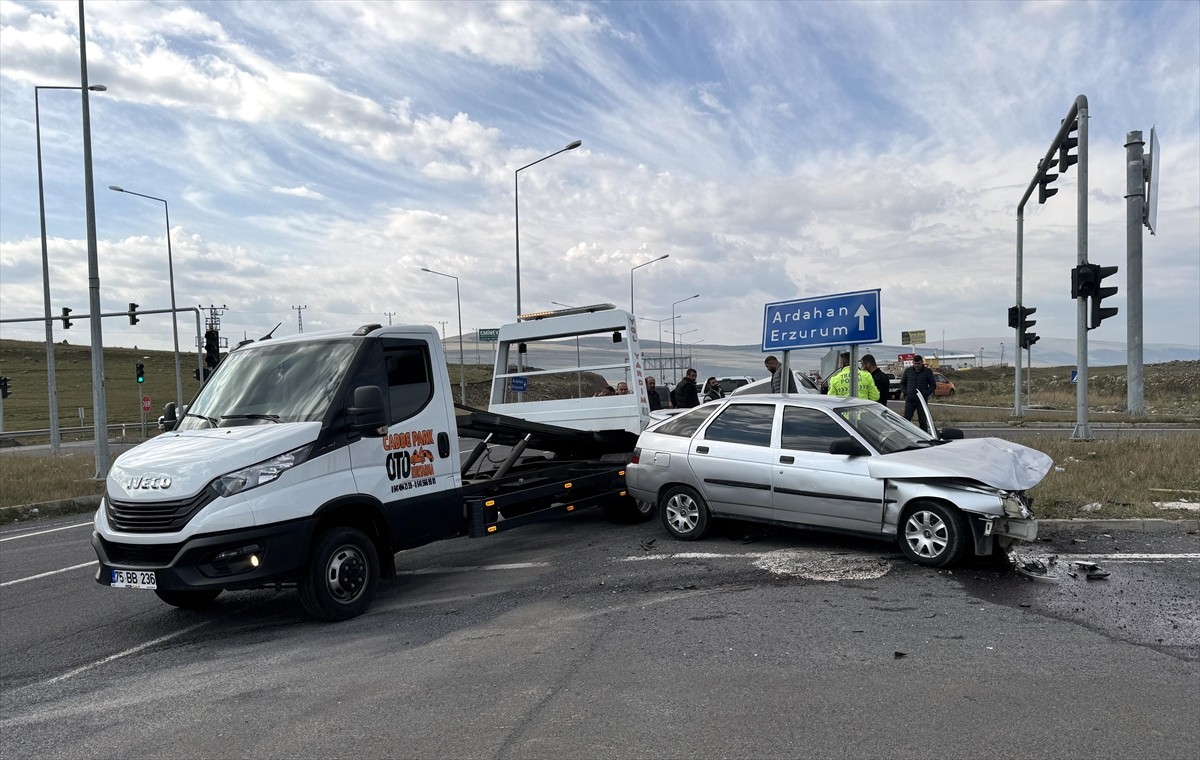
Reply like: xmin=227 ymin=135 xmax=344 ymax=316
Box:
xmin=762 ymin=289 xmax=882 ymax=351
xmin=1070 ymin=370 xmax=1078 ymax=384
xmin=510 ymin=376 xmax=528 ymax=392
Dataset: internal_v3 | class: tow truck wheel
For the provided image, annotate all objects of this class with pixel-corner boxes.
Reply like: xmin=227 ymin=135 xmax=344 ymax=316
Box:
xmin=660 ymin=486 xmax=711 ymax=541
xmin=154 ymin=588 xmax=221 ymax=609
xmin=299 ymin=527 xmax=379 ymax=621
xmin=898 ymin=502 xmax=968 ymax=568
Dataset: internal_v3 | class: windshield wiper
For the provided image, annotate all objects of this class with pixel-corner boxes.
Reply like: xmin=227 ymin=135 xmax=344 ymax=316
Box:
xmin=183 ymin=412 xmax=219 ymax=427
xmin=221 ymin=413 xmax=282 ymax=423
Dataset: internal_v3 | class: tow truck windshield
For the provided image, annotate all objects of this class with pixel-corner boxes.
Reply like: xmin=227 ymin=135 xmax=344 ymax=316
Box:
xmin=178 ymin=339 xmax=359 ymax=429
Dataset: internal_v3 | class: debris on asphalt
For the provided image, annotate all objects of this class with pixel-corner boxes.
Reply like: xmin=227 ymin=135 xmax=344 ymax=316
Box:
xmin=1014 ymin=558 xmax=1059 ymax=582
xmin=1086 ymin=571 xmax=1111 ymax=581
xmin=893 ymin=651 xmax=907 ymax=659
xmin=1072 ymin=561 xmax=1100 ymax=572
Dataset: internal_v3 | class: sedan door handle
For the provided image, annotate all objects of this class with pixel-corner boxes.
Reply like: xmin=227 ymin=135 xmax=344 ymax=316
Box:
xmin=695 ymin=446 xmax=709 ymax=454
xmin=779 ymin=455 xmax=795 ymax=464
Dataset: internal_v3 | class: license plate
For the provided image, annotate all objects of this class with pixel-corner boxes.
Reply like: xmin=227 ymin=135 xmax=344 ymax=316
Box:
xmin=111 ymin=569 xmax=157 ymax=589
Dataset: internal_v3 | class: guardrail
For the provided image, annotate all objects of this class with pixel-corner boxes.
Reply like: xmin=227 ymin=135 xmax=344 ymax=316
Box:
xmin=0 ymin=423 xmax=152 ymax=443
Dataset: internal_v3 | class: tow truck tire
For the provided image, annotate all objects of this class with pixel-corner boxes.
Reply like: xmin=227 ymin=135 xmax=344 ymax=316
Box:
xmin=603 ymin=495 xmax=657 ymax=524
xmin=660 ymin=486 xmax=711 ymax=541
xmin=155 ymin=588 xmax=221 ymax=610
xmin=898 ymin=501 xmax=968 ymax=568
xmin=299 ymin=527 xmax=379 ymax=622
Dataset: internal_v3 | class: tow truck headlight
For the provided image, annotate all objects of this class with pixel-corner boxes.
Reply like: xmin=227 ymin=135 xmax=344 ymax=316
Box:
xmin=212 ymin=444 xmax=312 ymax=498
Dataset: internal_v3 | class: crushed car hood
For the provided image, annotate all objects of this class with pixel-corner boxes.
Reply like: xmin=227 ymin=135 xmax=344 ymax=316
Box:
xmin=867 ymin=437 xmax=1053 ymax=491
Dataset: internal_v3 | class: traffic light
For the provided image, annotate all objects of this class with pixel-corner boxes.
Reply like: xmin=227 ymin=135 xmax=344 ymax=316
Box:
xmin=204 ymin=329 xmax=220 ymax=368
xmin=128 ymin=302 xmax=139 ymax=326
xmin=1007 ymin=305 xmax=1020 ymax=329
xmin=1089 ymin=264 xmax=1119 ymax=330
xmin=1016 ymin=305 xmax=1037 ymax=349
xmin=1058 ymin=118 xmax=1079 ymax=174
xmin=1071 ymin=263 xmax=1097 ymax=299
xmin=61 ymin=307 xmax=72 ymax=329
xmin=0 ymin=376 xmax=10 ymax=399
xmin=1037 ymin=157 xmax=1058 ymax=204
xmin=136 ymin=362 xmax=145 ymax=384
xmin=193 ymin=367 xmax=210 ymax=382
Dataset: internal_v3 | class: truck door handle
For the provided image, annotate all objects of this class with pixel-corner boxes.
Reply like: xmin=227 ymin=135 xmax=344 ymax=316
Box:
xmin=437 ymin=432 xmax=451 ymax=458
xmin=695 ymin=446 xmax=709 ymax=454
xmin=779 ymin=455 xmax=795 ymax=464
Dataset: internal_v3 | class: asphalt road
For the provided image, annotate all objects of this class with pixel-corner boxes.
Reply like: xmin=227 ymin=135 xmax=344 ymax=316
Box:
xmin=2 ymin=511 xmax=1197 ymax=759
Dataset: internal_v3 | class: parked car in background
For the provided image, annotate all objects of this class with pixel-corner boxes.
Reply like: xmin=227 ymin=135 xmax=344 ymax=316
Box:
xmin=717 ymin=376 xmax=755 ymax=395
xmin=730 ymin=370 xmax=820 ymax=396
xmin=933 ymin=373 xmax=956 ymax=397
xmin=626 ymin=395 xmax=1049 ymax=567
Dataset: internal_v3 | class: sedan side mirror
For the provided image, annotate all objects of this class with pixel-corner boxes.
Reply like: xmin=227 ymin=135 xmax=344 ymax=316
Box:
xmin=940 ymin=427 xmax=965 ymax=440
xmin=830 ymin=438 xmax=870 ymax=457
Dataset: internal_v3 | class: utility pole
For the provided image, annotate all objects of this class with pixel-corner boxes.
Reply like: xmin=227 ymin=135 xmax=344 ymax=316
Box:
xmin=293 ymin=304 xmax=307 ymax=333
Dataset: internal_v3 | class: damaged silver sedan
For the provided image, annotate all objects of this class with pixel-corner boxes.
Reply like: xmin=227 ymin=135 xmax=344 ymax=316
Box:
xmin=626 ymin=395 xmax=1050 ymax=567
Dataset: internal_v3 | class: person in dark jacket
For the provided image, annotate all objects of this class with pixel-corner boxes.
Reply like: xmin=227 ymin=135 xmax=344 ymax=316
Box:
xmin=671 ymin=368 xmax=701 ymax=408
xmin=860 ymin=354 xmax=891 ymax=406
xmin=901 ymin=355 xmax=937 ymax=426
xmin=646 ymin=376 xmax=662 ymax=411
xmin=702 ymin=376 xmax=724 ymax=403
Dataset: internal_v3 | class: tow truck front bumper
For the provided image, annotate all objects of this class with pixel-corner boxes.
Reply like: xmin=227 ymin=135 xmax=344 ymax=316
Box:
xmin=92 ymin=518 xmax=317 ymax=592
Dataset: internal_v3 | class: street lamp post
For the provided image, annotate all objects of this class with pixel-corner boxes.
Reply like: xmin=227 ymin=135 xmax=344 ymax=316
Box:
xmin=672 ymin=328 xmax=698 ymax=378
xmin=35 ymin=83 xmax=106 ymax=454
xmin=638 ymin=315 xmax=675 ymax=374
xmin=421 ymin=268 xmax=466 ymax=404
xmin=629 ymin=254 xmax=669 ymax=314
xmin=515 ymin=139 xmax=581 ymax=318
xmin=109 ymin=185 xmax=184 ymax=410
xmin=670 ymin=294 xmax=699 ymax=383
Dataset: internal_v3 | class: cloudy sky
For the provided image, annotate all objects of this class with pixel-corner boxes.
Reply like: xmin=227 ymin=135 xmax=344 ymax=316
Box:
xmin=1 ymin=0 xmax=1197 ymax=359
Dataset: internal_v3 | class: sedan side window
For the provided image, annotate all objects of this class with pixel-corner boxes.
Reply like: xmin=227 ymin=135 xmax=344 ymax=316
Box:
xmin=654 ymin=405 xmax=720 ymax=437
xmin=781 ymin=407 xmax=851 ymax=453
xmin=704 ymin=404 xmax=774 ymax=447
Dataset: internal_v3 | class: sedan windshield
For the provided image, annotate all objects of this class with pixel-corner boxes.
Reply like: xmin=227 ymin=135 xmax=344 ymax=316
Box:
xmin=834 ymin=403 xmax=938 ymax=455
xmin=178 ymin=340 xmax=358 ymax=429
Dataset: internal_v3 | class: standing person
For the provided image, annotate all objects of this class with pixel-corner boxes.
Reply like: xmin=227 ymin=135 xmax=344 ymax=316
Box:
xmin=672 ymin=368 xmax=701 ymax=409
xmin=702 ymin=376 xmax=723 ymax=403
xmin=825 ymin=352 xmax=879 ymax=400
xmin=763 ymin=355 xmax=797 ymax=393
xmin=901 ymin=355 xmax=937 ymax=426
xmin=860 ymin=354 xmax=891 ymax=405
xmin=645 ymin=377 xmax=662 ymax=411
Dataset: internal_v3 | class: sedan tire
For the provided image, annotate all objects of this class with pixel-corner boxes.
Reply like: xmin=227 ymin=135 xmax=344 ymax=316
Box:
xmin=660 ymin=486 xmax=711 ymax=541
xmin=898 ymin=501 xmax=969 ymax=567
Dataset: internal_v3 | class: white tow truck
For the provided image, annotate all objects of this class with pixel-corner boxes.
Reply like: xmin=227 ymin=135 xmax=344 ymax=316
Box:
xmin=91 ymin=305 xmax=654 ymax=621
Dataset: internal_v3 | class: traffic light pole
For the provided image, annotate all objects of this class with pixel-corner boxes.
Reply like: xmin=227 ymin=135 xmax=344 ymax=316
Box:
xmin=1015 ymin=94 xmax=1090 ymax=438
xmin=1 ymin=306 xmax=205 ymax=395
xmin=1125 ymin=131 xmax=1146 ymax=417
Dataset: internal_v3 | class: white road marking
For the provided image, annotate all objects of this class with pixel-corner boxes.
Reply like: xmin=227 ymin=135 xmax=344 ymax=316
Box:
xmin=1030 ymin=553 xmax=1200 ymax=562
xmin=397 ymin=561 xmax=550 ymax=575
xmin=621 ymin=549 xmax=892 ymax=581
xmin=43 ymin=621 xmax=214 ymax=687
xmin=1 ymin=561 xmax=98 ymax=587
xmin=0 ymin=521 xmax=92 ymax=542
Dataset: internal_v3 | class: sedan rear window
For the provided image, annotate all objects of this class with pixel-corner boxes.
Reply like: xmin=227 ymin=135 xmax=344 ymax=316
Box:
xmin=653 ymin=405 xmax=720 ymax=437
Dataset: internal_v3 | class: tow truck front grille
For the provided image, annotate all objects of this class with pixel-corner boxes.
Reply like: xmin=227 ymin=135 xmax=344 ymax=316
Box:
xmin=98 ymin=536 xmax=184 ymax=567
xmin=105 ymin=488 xmax=217 ymax=533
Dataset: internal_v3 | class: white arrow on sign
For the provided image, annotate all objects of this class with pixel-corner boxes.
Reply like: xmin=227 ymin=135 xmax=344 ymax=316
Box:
xmin=855 ymin=304 xmax=870 ymax=331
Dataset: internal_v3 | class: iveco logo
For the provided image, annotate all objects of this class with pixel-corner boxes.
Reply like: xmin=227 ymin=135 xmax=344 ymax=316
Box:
xmin=125 ymin=475 xmax=172 ymax=491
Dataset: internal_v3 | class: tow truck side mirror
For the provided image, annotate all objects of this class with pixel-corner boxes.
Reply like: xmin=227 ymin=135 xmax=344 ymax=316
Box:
xmin=348 ymin=386 xmax=387 ymax=436
xmin=159 ymin=402 xmax=178 ymax=432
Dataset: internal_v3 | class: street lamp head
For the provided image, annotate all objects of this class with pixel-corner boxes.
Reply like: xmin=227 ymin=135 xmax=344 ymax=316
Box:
xmin=420 ymin=267 xmax=432 ymax=273
xmin=566 ymin=140 xmax=582 ymax=150
xmin=88 ymin=85 xmax=107 ymax=92
xmin=108 ymin=185 xmax=124 ymax=192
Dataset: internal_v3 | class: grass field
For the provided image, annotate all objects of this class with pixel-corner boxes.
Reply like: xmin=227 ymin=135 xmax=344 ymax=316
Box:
xmin=3 ymin=339 xmax=1198 ymax=519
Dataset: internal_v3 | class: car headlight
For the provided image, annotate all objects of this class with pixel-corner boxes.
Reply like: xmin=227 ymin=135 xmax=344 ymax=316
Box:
xmin=1002 ymin=492 xmax=1033 ymax=519
xmin=212 ymin=444 xmax=312 ymax=498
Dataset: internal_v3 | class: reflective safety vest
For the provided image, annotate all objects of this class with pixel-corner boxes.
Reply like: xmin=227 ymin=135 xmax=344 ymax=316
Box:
xmin=825 ymin=367 xmax=880 ymax=400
